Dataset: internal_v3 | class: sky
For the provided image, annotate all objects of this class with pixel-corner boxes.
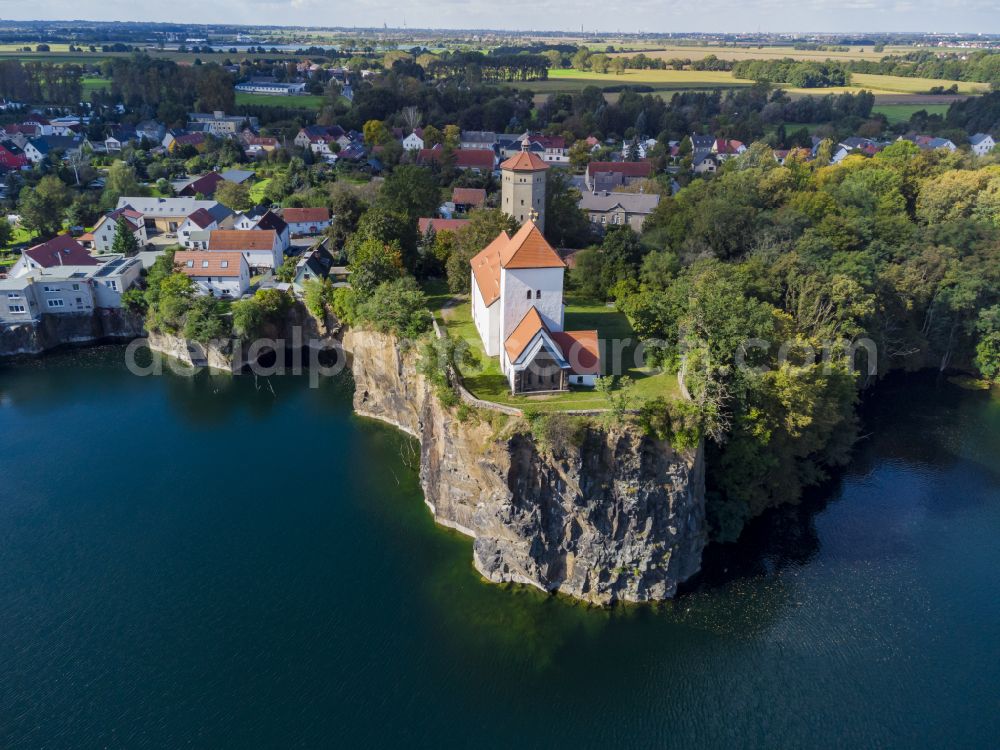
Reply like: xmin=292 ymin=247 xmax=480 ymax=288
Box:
xmin=3 ymin=0 xmax=1000 ymax=34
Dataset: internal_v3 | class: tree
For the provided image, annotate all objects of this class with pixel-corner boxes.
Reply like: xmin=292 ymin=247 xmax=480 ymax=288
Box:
xmin=0 ymin=217 xmax=12 ymax=247
xmin=377 ymin=165 xmax=441 ymax=225
xmin=347 ymin=236 xmax=403 ymax=295
xmin=101 ymin=161 xmax=145 ymax=209
xmin=111 ymin=217 xmax=139 ymax=255
xmin=215 ymin=180 xmax=253 ymax=212
xmin=363 ymin=119 xmax=391 ymax=146
xmin=444 ymin=209 xmax=519 ymax=292
xmin=544 ymin=169 xmax=592 ymax=248
xmin=18 ymin=175 xmax=71 ymax=238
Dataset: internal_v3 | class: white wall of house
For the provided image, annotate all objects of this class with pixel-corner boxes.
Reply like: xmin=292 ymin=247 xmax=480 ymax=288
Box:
xmin=499 ymin=266 xmax=564 ymax=338
xmin=972 ymin=136 xmax=995 ymax=156
xmin=402 ymin=133 xmax=424 ymax=151
xmin=286 ymin=219 xmax=330 ymax=235
xmin=471 ymin=278 xmax=500 ymax=356
xmin=93 ymin=217 xmax=148 ymax=253
xmin=89 ymin=259 xmax=142 ymax=308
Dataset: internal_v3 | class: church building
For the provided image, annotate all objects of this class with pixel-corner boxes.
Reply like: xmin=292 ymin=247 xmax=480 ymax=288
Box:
xmin=470 ymin=220 xmax=600 ymax=394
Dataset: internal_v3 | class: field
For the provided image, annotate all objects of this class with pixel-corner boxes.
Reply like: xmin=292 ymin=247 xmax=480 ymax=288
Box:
xmin=235 ymin=92 xmax=326 ymax=109
xmin=81 ymin=77 xmax=110 ymax=97
xmin=873 ymin=103 xmax=951 ymax=123
xmin=518 ymin=68 xmax=987 ymax=106
xmin=440 ymin=298 xmax=677 ymax=412
xmin=605 ymin=43 xmax=933 ymax=63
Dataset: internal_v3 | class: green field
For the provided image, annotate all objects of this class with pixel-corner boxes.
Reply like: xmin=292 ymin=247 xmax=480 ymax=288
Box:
xmin=235 ymin=92 xmax=326 ymax=109
xmin=873 ymin=103 xmax=951 ymax=124
xmin=518 ymin=68 xmax=986 ymax=106
xmin=81 ymin=77 xmax=111 ymax=97
xmin=249 ymin=178 xmax=271 ymax=203
xmin=440 ymin=298 xmax=676 ymax=412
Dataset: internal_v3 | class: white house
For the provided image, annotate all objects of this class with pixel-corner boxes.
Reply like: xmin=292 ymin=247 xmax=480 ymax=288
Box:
xmin=91 ymin=208 xmax=148 ymax=253
xmin=402 ymin=129 xmax=425 ymax=151
xmin=0 ymin=254 xmax=142 ymax=323
xmin=470 ymin=221 xmax=600 ymax=393
xmin=970 ymin=133 xmax=996 ymax=157
xmin=235 ymin=81 xmax=307 ymax=96
xmin=207 ymin=229 xmax=282 ymax=270
xmin=9 ymin=235 xmax=99 ymax=278
xmin=86 ymin=256 xmax=144 ymax=307
xmin=282 ymin=207 xmax=331 ymax=236
xmin=175 ymin=251 xmax=250 ymax=298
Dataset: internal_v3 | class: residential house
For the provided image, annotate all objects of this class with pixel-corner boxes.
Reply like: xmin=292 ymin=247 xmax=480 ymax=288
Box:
xmin=902 ymin=134 xmax=958 ymax=152
xmin=402 ymin=128 xmax=425 ymax=151
xmin=693 ymin=154 xmax=719 ymax=174
xmin=242 ymin=131 xmax=279 ymax=156
xmin=86 ymin=256 xmax=144 ymax=307
xmin=175 ymin=251 xmax=250 ymax=298
xmin=690 ymin=134 xmax=715 ymax=161
xmin=469 ymin=220 xmax=599 ymax=392
xmin=187 ymin=111 xmax=257 ymax=135
xmin=417 ymin=146 xmax=495 ymax=172
xmin=578 ymin=191 xmax=660 ymax=232
xmin=9 ymin=235 xmax=99 ymax=278
xmin=452 ymin=187 xmax=486 ymax=213
xmin=970 ymin=133 xmax=995 ymax=157
xmin=90 ymin=208 xmax=148 ymax=253
xmin=0 ymin=141 xmax=29 ymax=170
xmin=712 ymin=138 xmax=746 ymax=161
xmin=291 ymin=245 xmax=335 ymax=294
xmin=178 ymin=172 xmax=227 ymax=197
xmin=584 ymin=160 xmax=653 ymax=192
xmin=136 ymin=120 xmax=166 ymax=143
xmin=166 ymin=131 xmax=208 ymax=153
xmin=283 ymin=207 xmax=331 ymax=236
xmin=220 ymin=169 xmax=255 ymax=185
xmin=207 ymin=229 xmax=282 ymax=270
xmin=460 ymin=131 xmax=497 ymax=150
xmin=0 ymin=272 xmax=93 ymax=322
xmin=178 ymin=205 xmax=235 ymax=248
xmin=104 ymin=125 xmax=137 ymax=152
xmin=115 ymin=197 xmax=222 ymax=234
xmin=418 ymin=218 xmax=471 ymax=235
xmin=233 ymin=209 xmax=290 ymax=251
xmin=23 ymin=135 xmax=83 ymax=163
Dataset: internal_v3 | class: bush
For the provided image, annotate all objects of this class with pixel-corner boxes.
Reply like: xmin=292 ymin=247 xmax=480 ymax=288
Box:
xmin=354 ymin=277 xmax=430 ymax=337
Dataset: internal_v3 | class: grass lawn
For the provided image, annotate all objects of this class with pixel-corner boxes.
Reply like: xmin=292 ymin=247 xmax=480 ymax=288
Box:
xmin=873 ymin=102 xmax=951 ymax=124
xmin=249 ymin=178 xmax=271 ymax=203
xmin=439 ymin=297 xmax=677 ymax=412
xmin=81 ymin=77 xmax=111 ymax=97
xmin=235 ymin=92 xmax=326 ymax=109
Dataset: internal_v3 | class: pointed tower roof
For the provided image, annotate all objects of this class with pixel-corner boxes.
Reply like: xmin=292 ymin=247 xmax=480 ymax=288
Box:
xmin=500 ymin=221 xmax=565 ymax=269
xmin=499 ymin=150 xmax=548 ymax=172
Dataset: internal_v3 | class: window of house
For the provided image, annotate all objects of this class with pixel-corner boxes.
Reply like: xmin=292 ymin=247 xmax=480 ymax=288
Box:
xmin=76 ymin=297 xmax=83 ymax=304
xmin=7 ymin=292 xmax=19 ymax=299
xmin=220 ymin=260 xmax=229 ymax=269
xmin=525 ymin=290 xmax=531 ymax=299
xmin=186 ymin=260 xmax=194 ymax=268
xmin=109 ymin=281 xmax=118 ymax=291
xmin=7 ymin=304 xmax=25 ymax=313
xmin=202 ymin=260 xmax=209 ymax=268
xmin=535 ymin=290 xmax=541 ymax=299
xmin=72 ymin=283 xmax=79 ymax=290
xmin=520 ymin=199 xmax=524 ymax=205
xmin=46 ymin=298 xmax=64 ymax=308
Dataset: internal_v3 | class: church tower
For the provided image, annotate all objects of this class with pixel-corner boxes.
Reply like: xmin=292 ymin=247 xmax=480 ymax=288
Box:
xmin=500 ymin=138 xmax=549 ymax=232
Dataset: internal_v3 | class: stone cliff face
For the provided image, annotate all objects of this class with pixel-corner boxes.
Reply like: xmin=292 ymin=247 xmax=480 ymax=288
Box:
xmin=342 ymin=327 xmax=706 ymax=605
xmin=0 ymin=309 xmax=145 ymax=358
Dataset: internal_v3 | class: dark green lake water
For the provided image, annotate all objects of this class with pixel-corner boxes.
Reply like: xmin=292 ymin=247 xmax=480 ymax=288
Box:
xmin=1 ymin=348 xmax=998 ymax=749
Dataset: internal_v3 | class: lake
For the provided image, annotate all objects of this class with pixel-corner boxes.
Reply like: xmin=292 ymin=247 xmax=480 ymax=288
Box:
xmin=1 ymin=348 xmax=998 ymax=748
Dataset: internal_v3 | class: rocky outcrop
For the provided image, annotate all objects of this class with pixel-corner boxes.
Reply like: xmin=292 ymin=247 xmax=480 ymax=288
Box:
xmin=342 ymin=327 xmax=706 ymax=605
xmin=0 ymin=309 xmax=145 ymax=358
